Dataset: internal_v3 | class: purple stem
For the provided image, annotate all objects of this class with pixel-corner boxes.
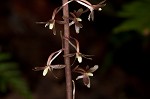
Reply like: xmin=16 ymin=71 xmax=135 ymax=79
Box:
xmin=62 ymin=0 xmax=72 ymax=99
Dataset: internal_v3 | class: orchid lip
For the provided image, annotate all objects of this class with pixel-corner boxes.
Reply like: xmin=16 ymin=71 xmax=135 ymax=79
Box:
xmin=98 ymin=8 xmax=102 ymax=11
xmin=43 ymin=66 xmax=50 ymax=76
xmin=49 ymin=23 xmax=54 ymax=29
xmin=77 ymin=56 xmax=82 ymax=63
xmin=76 ymin=18 xmax=82 ymax=21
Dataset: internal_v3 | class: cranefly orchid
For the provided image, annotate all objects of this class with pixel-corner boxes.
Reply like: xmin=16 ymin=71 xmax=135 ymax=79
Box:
xmin=69 ymin=8 xmax=85 ymax=33
xmin=63 ymin=36 xmax=93 ymax=63
xmin=73 ymin=65 xmax=98 ymax=88
xmin=75 ymin=0 xmax=106 ymax=21
xmin=34 ymin=49 xmax=65 ymax=76
xmin=34 ymin=0 xmax=106 ymax=98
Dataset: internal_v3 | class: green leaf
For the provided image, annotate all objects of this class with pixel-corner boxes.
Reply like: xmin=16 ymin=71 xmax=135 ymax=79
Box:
xmin=0 ymin=78 xmax=7 ymax=93
xmin=0 ymin=52 xmax=33 ymax=99
xmin=0 ymin=53 xmax=12 ymax=61
xmin=10 ymin=78 xmax=33 ymax=99
xmin=0 ymin=62 xmax=18 ymax=72
xmin=114 ymin=0 xmax=150 ymax=34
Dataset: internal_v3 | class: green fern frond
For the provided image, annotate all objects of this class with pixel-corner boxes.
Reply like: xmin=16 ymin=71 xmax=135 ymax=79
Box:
xmin=0 ymin=52 xmax=32 ymax=99
xmin=114 ymin=0 xmax=150 ymax=34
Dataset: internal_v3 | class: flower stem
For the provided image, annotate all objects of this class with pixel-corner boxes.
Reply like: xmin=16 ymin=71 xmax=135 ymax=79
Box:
xmin=62 ymin=0 xmax=72 ymax=99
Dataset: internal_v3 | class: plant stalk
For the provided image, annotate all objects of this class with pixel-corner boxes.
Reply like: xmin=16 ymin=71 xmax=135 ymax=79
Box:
xmin=62 ymin=0 xmax=72 ymax=99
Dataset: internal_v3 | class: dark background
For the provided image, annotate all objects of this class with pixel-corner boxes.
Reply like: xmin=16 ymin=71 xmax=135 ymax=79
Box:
xmin=0 ymin=0 xmax=150 ymax=99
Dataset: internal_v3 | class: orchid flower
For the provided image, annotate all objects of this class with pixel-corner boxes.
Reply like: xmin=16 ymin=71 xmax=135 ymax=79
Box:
xmin=69 ymin=8 xmax=85 ymax=33
xmin=75 ymin=0 xmax=106 ymax=21
xmin=75 ymin=0 xmax=94 ymax=21
xmin=36 ymin=7 xmax=60 ymax=35
xmin=63 ymin=37 xmax=93 ymax=64
xmin=34 ymin=49 xmax=65 ymax=77
xmin=73 ymin=65 xmax=98 ymax=88
xmin=92 ymin=0 xmax=106 ymax=11
xmin=36 ymin=0 xmax=73 ymax=35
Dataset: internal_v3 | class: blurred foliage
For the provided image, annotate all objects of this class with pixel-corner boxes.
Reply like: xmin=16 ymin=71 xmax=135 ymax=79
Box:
xmin=113 ymin=0 xmax=150 ymax=34
xmin=0 ymin=52 xmax=32 ymax=99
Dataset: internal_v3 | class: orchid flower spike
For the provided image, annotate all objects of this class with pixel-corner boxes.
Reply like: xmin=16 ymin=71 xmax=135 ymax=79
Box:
xmin=73 ymin=65 xmax=98 ymax=88
xmin=33 ymin=49 xmax=65 ymax=77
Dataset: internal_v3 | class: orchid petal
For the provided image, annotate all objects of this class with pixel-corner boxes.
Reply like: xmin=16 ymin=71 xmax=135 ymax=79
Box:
xmin=45 ymin=22 xmax=49 ymax=27
xmin=83 ymin=74 xmax=90 ymax=88
xmin=33 ymin=66 xmax=45 ymax=71
xmin=88 ymin=11 xmax=94 ymax=21
xmin=76 ymin=0 xmax=93 ymax=11
xmin=75 ymin=8 xmax=84 ymax=17
xmin=72 ymin=80 xmax=75 ymax=99
xmin=86 ymin=72 xmax=93 ymax=76
xmin=50 ymin=49 xmax=63 ymax=64
xmin=76 ymin=75 xmax=84 ymax=80
xmin=75 ymin=25 xmax=80 ymax=34
xmin=69 ymin=21 xmax=75 ymax=26
xmin=43 ymin=66 xmax=49 ymax=76
xmin=50 ymin=65 xmax=66 ymax=69
xmin=88 ymin=65 xmax=98 ymax=73
xmin=47 ymin=49 xmax=63 ymax=66
xmin=73 ymin=66 xmax=86 ymax=73
xmin=87 ymin=79 xmax=90 ymax=88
